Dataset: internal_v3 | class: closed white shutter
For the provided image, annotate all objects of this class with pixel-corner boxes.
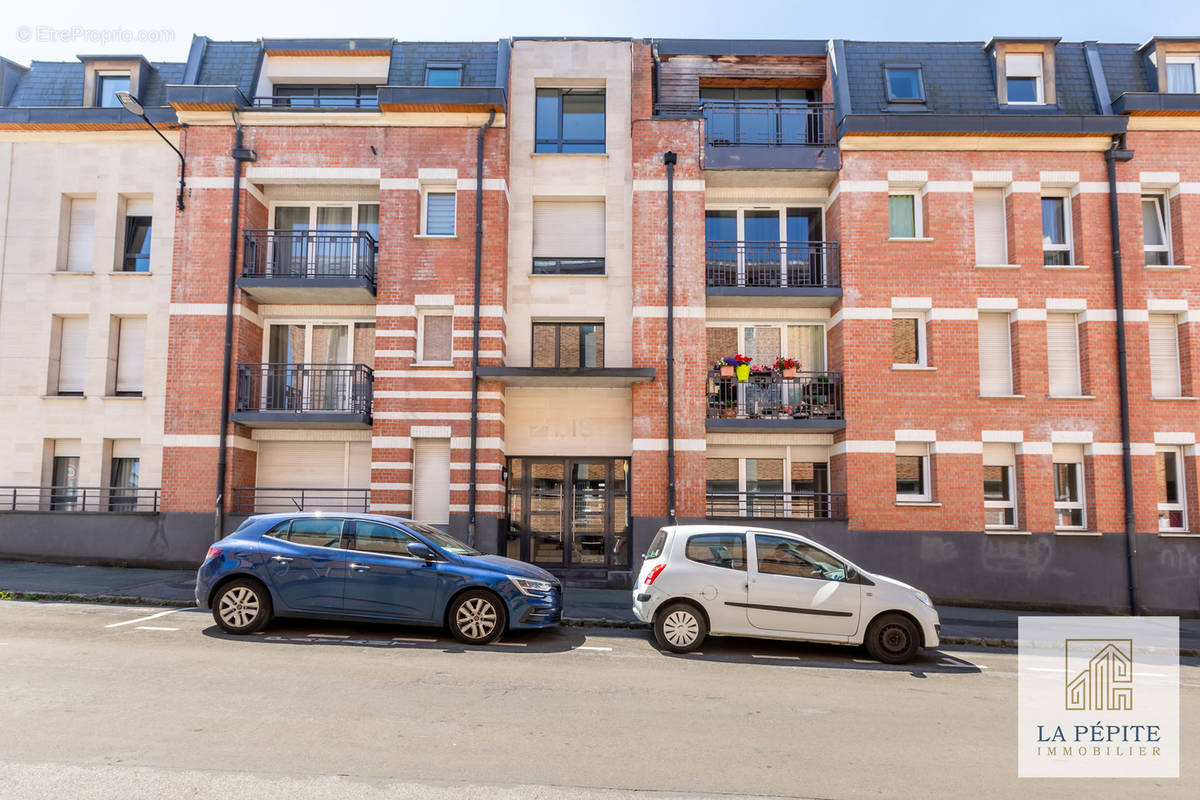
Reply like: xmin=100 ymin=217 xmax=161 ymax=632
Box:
xmin=533 ymin=200 xmax=605 ymax=258
xmin=256 ymin=442 xmax=346 ymax=489
xmin=111 ymin=439 xmax=140 ymax=459
xmin=1149 ymin=314 xmax=1182 ymax=398
xmin=125 ymin=198 xmax=153 ymax=217
xmin=115 ymin=317 xmax=146 ymax=394
xmin=978 ymin=313 xmax=1013 ymax=395
xmin=411 ymin=438 xmax=451 ymax=524
xmin=347 ymin=441 xmax=371 ymax=489
xmin=57 ymin=317 xmax=88 ymax=394
xmin=982 ymin=442 xmax=1016 ymax=467
xmin=973 ymin=188 xmax=1007 ymax=265
xmin=1046 ymin=314 xmax=1081 ymax=397
xmin=66 ymin=198 xmax=96 ymax=272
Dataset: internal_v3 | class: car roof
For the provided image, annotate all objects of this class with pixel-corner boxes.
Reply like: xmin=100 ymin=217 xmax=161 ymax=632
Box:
xmin=244 ymin=511 xmax=420 ymax=525
xmin=662 ymin=523 xmax=795 ymax=535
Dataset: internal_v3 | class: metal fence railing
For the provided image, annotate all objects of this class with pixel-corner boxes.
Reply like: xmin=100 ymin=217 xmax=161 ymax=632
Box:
xmin=235 ymin=363 xmax=373 ymax=416
xmin=701 ymin=101 xmax=836 ymax=147
xmin=706 ymin=491 xmax=847 ymax=520
xmin=707 ymin=371 xmax=844 ymax=421
xmin=0 ymin=486 xmax=160 ymax=512
xmin=242 ymin=230 xmax=377 ymax=286
xmin=232 ymin=487 xmax=371 ymax=514
xmin=706 ymin=240 xmax=840 ymax=289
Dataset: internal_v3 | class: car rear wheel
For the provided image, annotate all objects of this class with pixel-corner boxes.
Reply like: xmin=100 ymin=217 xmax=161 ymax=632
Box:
xmin=448 ymin=590 xmax=506 ymax=645
xmin=654 ymin=602 xmax=707 ymax=654
xmin=864 ymin=612 xmax=920 ymax=664
xmin=212 ymin=578 xmax=273 ymax=635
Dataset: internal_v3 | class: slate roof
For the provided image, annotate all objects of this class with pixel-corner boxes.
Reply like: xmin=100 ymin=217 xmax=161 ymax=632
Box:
xmin=193 ymin=41 xmax=262 ymax=97
xmin=387 ymin=42 xmax=499 ymax=87
xmin=1095 ymin=42 xmax=1151 ymax=100
xmin=7 ymin=60 xmax=185 ymax=107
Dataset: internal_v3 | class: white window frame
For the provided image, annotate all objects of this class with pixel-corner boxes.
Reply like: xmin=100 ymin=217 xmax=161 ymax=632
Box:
xmin=1045 ymin=312 xmax=1083 ymax=398
xmin=705 ymin=321 xmax=829 ymax=370
xmin=1004 ymin=53 xmax=1045 ymax=105
xmin=1148 ymin=312 xmax=1183 ymax=399
xmin=1053 ymin=456 xmax=1087 ymax=531
xmin=704 ymin=203 xmax=828 ymax=286
xmin=1156 ymin=445 xmax=1189 ymax=532
xmin=415 ymin=307 xmax=454 ymax=366
xmin=1041 ymin=193 xmax=1073 ymax=264
xmin=1164 ymin=55 xmax=1200 ymax=94
xmin=891 ymin=310 xmax=928 ymax=368
xmin=895 ymin=442 xmax=932 ymax=503
xmin=419 ymin=184 xmax=457 ymax=237
xmin=977 ymin=311 xmax=1014 ymax=395
xmin=983 ymin=444 xmax=1018 ymax=530
xmin=94 ymin=71 xmax=132 ymax=108
xmin=972 ymin=186 xmax=1008 ymax=266
xmin=261 ymin=319 xmax=367 ymax=364
xmin=1142 ymin=193 xmax=1172 ymax=266
xmin=887 ymin=190 xmax=922 ymax=239
xmin=705 ymin=453 xmax=831 ymax=518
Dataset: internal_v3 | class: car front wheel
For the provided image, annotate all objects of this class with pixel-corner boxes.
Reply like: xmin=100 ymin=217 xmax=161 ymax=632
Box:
xmin=448 ymin=590 xmax=507 ymax=645
xmin=654 ymin=602 xmax=707 ymax=653
xmin=864 ymin=612 xmax=921 ymax=664
xmin=212 ymin=578 xmax=273 ymax=635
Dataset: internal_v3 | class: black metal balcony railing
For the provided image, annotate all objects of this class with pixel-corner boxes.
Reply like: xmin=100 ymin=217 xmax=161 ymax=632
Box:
xmin=0 ymin=486 xmax=160 ymax=512
xmin=232 ymin=487 xmax=371 ymax=514
xmin=707 ymin=372 xmax=844 ymax=421
xmin=252 ymin=95 xmax=378 ymax=109
xmin=242 ymin=230 xmax=377 ymax=286
xmin=706 ymin=491 xmax=847 ymax=520
xmin=706 ymin=241 xmax=840 ymax=289
xmin=235 ymin=364 xmax=374 ymax=415
xmin=702 ymin=101 xmax=836 ymax=147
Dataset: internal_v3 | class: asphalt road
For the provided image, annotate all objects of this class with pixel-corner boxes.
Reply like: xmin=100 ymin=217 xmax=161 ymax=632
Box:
xmin=0 ymin=600 xmax=1196 ymax=799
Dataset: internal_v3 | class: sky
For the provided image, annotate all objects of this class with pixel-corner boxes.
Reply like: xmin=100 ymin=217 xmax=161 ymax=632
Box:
xmin=4 ymin=0 xmax=1200 ymax=65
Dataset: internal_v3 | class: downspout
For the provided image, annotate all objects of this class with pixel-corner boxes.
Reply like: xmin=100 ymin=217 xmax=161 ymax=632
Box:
xmin=214 ymin=112 xmax=256 ymax=540
xmin=467 ymin=108 xmax=496 ymax=547
xmin=664 ymin=151 xmax=677 ymax=522
xmin=1104 ymin=136 xmax=1139 ymax=615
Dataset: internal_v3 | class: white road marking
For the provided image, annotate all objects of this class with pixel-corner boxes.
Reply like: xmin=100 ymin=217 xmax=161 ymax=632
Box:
xmin=752 ymin=654 xmax=794 ymax=659
xmin=492 ymin=642 xmax=528 ymax=647
xmin=392 ymin=636 xmax=437 ymax=642
xmin=306 ymin=634 xmax=350 ymax=639
xmin=135 ymin=626 xmax=179 ymax=632
xmin=578 ymin=646 xmax=613 ymax=652
xmin=105 ymin=609 xmax=183 ymax=628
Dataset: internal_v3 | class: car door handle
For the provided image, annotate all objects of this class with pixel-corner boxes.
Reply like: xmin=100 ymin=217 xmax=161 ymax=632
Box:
xmin=271 ymin=556 xmax=293 ymax=564
xmin=349 ymin=563 xmax=370 ymax=571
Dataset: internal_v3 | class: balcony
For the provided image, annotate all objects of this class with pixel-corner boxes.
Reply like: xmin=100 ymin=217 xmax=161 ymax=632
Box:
xmin=706 ymin=491 xmax=847 ymax=521
xmin=706 ymin=241 xmax=841 ymax=306
xmin=231 ymin=487 xmax=370 ymax=514
xmin=0 ymin=486 xmax=160 ymax=513
xmin=706 ymin=371 xmax=844 ymax=432
xmin=701 ymin=101 xmax=838 ymax=171
xmin=233 ymin=363 xmax=373 ymax=428
xmin=238 ymin=230 xmax=377 ymax=304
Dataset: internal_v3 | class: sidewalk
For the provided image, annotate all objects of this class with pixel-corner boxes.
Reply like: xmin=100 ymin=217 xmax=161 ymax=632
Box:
xmin=2 ymin=559 xmax=1197 ymax=652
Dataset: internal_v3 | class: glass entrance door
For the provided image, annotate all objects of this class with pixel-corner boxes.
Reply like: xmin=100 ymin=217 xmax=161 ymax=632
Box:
xmin=527 ymin=461 xmax=565 ymax=565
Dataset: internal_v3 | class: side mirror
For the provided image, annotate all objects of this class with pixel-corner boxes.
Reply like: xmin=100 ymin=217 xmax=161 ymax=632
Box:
xmin=408 ymin=542 xmax=436 ymax=562
xmin=844 ymin=566 xmax=858 ymax=583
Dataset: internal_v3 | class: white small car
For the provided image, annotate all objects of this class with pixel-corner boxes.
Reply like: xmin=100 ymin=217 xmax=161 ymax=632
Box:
xmin=631 ymin=525 xmax=940 ymax=664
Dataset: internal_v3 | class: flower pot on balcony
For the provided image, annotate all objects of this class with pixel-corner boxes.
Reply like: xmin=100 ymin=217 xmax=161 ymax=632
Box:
xmin=782 ymin=367 xmax=797 ymax=379
xmin=735 ymin=364 xmax=750 ymax=382
xmin=720 ymin=405 xmax=736 ymax=418
xmin=719 ymin=365 xmax=735 ymax=378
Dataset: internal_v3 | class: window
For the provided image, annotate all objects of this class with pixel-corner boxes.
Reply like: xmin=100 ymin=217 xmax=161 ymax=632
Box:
xmin=699 ymin=87 xmax=824 ymax=145
xmin=423 ymin=191 xmax=456 ymax=236
xmin=532 ymin=199 xmax=605 ymax=274
xmin=411 ymin=438 xmax=451 ymax=525
xmin=645 ymin=528 xmax=669 ymax=560
xmin=896 ymin=442 xmax=931 ymax=502
xmin=1046 ymin=313 xmax=1082 ymax=397
xmin=535 ymin=88 xmax=605 ymax=153
xmin=1156 ymin=447 xmax=1188 ymax=531
xmin=1005 ymin=54 xmax=1044 ymax=104
xmin=983 ymin=443 xmax=1017 ymax=529
xmin=287 ymin=518 xmax=345 ymax=548
xmin=122 ymin=215 xmax=152 ymax=272
xmin=885 ymin=66 xmax=925 ymax=102
xmin=267 ymin=203 xmax=379 ymax=277
xmin=704 ymin=206 xmax=826 ymax=287
xmin=108 ymin=441 xmax=140 ymax=511
xmin=50 ymin=448 xmax=80 ymax=511
xmin=1148 ymin=314 xmax=1182 ymax=398
xmin=888 ymin=192 xmax=919 ymax=238
xmin=114 ymin=317 xmax=146 ymax=397
xmin=892 ymin=312 xmax=926 ymax=366
xmin=684 ymin=533 xmax=746 ymax=570
xmin=417 ymin=309 xmax=453 ymax=364
xmin=271 ymin=85 xmax=378 ymax=108
xmin=425 ymin=65 xmax=462 ymax=87
xmin=754 ymin=534 xmax=848 ymax=581
xmin=532 ymin=322 xmax=604 ymax=368
xmin=978 ymin=312 xmax=1013 ymax=395
xmin=1052 ymin=446 xmax=1086 ymax=530
xmin=53 ymin=316 xmax=87 ymax=396
xmin=64 ymin=197 xmax=95 ymax=273
xmin=1165 ymin=56 xmax=1200 ymax=93
xmin=95 ymin=74 xmax=130 ymax=108
xmin=973 ymin=188 xmax=1007 ymax=265
xmin=1142 ymin=195 xmax=1171 ymax=266
xmin=1041 ymin=195 xmax=1072 ymax=265
xmin=352 ymin=520 xmax=421 ymax=557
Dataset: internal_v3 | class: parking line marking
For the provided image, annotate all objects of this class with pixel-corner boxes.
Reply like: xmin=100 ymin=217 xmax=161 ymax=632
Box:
xmin=135 ymin=626 xmax=179 ymax=631
xmin=307 ymin=634 xmax=350 ymax=639
xmin=578 ymin=646 xmax=613 ymax=652
xmin=105 ymin=609 xmax=183 ymax=628
xmin=392 ymin=636 xmax=437 ymax=642
xmin=492 ymin=642 xmax=528 ymax=647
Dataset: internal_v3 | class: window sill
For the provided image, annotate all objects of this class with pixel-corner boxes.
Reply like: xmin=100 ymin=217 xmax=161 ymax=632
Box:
xmin=1042 ymin=263 xmax=1089 ymax=270
xmin=529 ymin=273 xmax=607 ymax=278
xmin=887 ymin=237 xmax=934 ymax=242
xmin=895 ymin=500 xmax=941 ymax=507
xmin=530 ymin=152 xmax=608 ymax=158
xmin=104 ymin=394 xmax=144 ymax=400
xmin=411 ymin=361 xmax=454 ymax=368
xmin=892 ymin=364 xmax=936 ymax=371
xmin=1151 ymin=396 xmax=1198 ymax=401
xmin=52 ymin=271 xmax=93 ymax=276
xmin=1055 ymin=529 xmax=1099 ymax=536
xmin=978 ymin=394 xmax=1025 ymax=399
xmin=984 ymin=528 xmax=1031 ymax=535
xmin=111 ymin=270 xmax=153 ymax=276
xmin=1157 ymin=531 xmax=1198 ymax=537
xmin=974 ymin=263 xmax=1021 ymax=270
xmin=42 ymin=394 xmax=86 ymax=399
xmin=1144 ymin=263 xmax=1190 ymax=271
xmin=414 ymin=234 xmax=457 ymax=240
xmin=1046 ymin=395 xmax=1096 ymax=400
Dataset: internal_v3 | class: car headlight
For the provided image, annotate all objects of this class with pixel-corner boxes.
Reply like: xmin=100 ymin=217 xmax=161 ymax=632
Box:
xmin=913 ymin=590 xmax=933 ymax=608
xmin=509 ymin=576 xmax=554 ymax=596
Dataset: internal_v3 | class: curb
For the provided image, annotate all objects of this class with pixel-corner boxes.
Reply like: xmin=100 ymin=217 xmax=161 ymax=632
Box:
xmin=0 ymin=591 xmax=194 ymax=608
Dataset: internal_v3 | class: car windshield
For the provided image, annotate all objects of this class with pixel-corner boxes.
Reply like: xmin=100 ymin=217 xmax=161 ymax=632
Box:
xmin=406 ymin=522 xmax=481 ymax=556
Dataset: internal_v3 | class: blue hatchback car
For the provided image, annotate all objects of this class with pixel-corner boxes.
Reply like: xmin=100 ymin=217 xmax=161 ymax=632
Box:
xmin=196 ymin=512 xmax=562 ymax=644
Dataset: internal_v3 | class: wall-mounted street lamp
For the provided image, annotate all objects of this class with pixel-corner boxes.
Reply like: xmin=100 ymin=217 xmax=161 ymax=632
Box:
xmin=115 ymin=91 xmax=186 ymax=211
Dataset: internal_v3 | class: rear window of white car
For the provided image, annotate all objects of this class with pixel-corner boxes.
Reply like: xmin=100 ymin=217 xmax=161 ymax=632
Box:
xmin=645 ymin=529 xmax=668 ymax=559
xmin=685 ymin=533 xmax=747 ymax=571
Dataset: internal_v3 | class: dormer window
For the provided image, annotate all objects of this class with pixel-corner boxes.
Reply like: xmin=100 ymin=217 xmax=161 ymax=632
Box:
xmin=885 ymin=66 xmax=925 ymax=103
xmin=95 ymin=74 xmax=131 ymax=108
xmin=1165 ymin=56 xmax=1200 ymax=93
xmin=425 ymin=65 xmax=462 ymax=87
xmin=1005 ymin=54 xmax=1044 ymax=104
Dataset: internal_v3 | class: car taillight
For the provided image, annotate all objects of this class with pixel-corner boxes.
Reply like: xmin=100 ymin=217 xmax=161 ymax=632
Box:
xmin=644 ymin=564 xmax=666 ymax=586
xmin=205 ymin=547 xmax=224 ymax=561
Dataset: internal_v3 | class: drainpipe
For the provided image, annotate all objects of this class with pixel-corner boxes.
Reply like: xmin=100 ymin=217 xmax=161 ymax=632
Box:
xmin=664 ymin=151 xmax=677 ymax=523
xmin=467 ymin=108 xmax=496 ymax=547
xmin=213 ymin=112 xmax=256 ymax=541
xmin=1104 ymin=136 xmax=1139 ymax=615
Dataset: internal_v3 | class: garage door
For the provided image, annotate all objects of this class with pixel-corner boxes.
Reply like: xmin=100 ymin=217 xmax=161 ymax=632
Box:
xmin=411 ymin=438 xmax=451 ymax=525
xmin=255 ymin=441 xmax=366 ymax=512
